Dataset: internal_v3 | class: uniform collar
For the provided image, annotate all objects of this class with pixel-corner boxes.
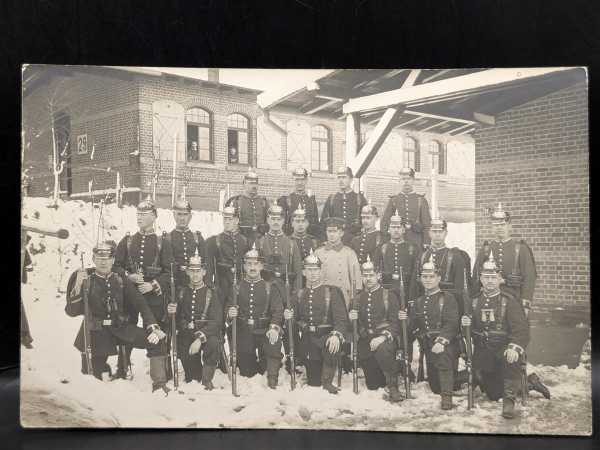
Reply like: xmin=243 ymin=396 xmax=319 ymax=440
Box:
xmin=294 ymin=189 xmax=306 ymax=196
xmin=424 ymin=287 xmax=441 ymax=296
xmin=484 ymin=289 xmax=501 ymax=298
xmin=390 ymin=238 xmax=404 ymax=244
xmin=175 ymin=227 xmax=190 ymax=233
xmin=368 ymin=284 xmax=381 ymax=294
xmin=292 ymin=231 xmax=307 ymax=239
xmin=190 ymin=282 xmax=205 ymax=290
xmin=308 ymin=282 xmax=322 ymax=291
xmin=93 ymin=271 xmax=112 ymax=280
xmin=244 ymin=276 xmax=263 ymax=284
xmin=430 ymin=244 xmax=446 ymax=251
xmin=400 ymin=190 xmax=413 ymax=196
xmin=362 ymin=228 xmax=377 ymax=235
xmin=138 ymin=229 xmax=155 ymax=236
xmin=339 ymin=187 xmax=353 ymax=194
xmin=325 ymin=241 xmax=344 ymax=252
xmin=502 ymin=237 xmax=512 ymax=244
xmin=268 ymin=231 xmax=284 ymax=237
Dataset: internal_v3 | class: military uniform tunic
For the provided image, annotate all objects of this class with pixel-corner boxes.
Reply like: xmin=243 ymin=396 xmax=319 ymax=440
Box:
xmin=277 ymin=191 xmax=320 ymax=236
xmin=472 ymin=239 xmax=536 ymax=306
xmin=381 ymin=192 xmax=431 ymax=246
xmin=314 ymin=242 xmax=362 ymax=309
xmin=168 ymin=228 xmax=207 ymax=286
xmin=374 ymin=240 xmax=421 ymax=302
xmin=350 ymin=229 xmax=386 ymax=266
xmin=206 ymin=231 xmax=250 ymax=300
xmin=225 ymin=194 xmax=269 ymax=243
xmin=320 ymin=190 xmax=368 ymax=244
xmin=256 ymin=231 xmax=303 ymax=293
xmin=290 ymin=232 xmax=319 ymax=288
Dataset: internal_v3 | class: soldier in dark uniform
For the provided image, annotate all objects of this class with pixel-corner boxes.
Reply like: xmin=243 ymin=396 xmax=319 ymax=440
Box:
xmin=21 ymin=232 xmax=34 ymax=348
xmin=404 ymin=254 xmax=460 ymax=410
xmin=65 ymin=241 xmax=164 ymax=383
xmin=277 ymin=167 xmax=320 ymax=237
xmin=348 ymin=257 xmax=403 ymax=402
xmin=256 ymin=203 xmax=303 ymax=294
xmin=168 ymin=197 xmax=206 ymax=287
xmin=114 ymin=197 xmax=175 ymax=393
xmin=283 ymin=250 xmax=348 ymax=393
xmin=320 ymin=166 xmax=368 ymax=245
xmin=169 ymin=253 xmax=223 ymax=390
xmin=373 ymin=212 xmax=421 ymax=302
xmin=289 ymin=207 xmax=319 ymax=288
xmin=225 ymin=169 xmax=269 ymax=244
xmin=381 ymin=167 xmax=431 ymax=248
xmin=462 ymin=253 xmax=530 ymax=418
xmin=350 ymin=204 xmax=386 ymax=266
xmin=205 ymin=206 xmax=250 ymax=302
xmin=472 ymin=203 xmax=537 ymax=317
xmin=226 ymin=245 xmax=284 ymax=389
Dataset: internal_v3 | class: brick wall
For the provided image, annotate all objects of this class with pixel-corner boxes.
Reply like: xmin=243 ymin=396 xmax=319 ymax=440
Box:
xmin=473 ymin=82 xmax=589 ymax=307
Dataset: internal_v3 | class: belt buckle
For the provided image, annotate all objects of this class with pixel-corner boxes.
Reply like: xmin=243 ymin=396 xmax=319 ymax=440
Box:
xmin=309 ymin=325 xmax=316 ymax=333
xmin=392 ymin=273 xmax=400 ymax=280
xmin=274 ymin=271 xmax=281 ymax=278
xmin=102 ymin=319 xmax=112 ymax=326
xmin=405 ymin=222 xmax=411 ymax=230
xmin=252 ymin=225 xmax=257 ymax=231
xmin=247 ymin=318 xmax=255 ymax=326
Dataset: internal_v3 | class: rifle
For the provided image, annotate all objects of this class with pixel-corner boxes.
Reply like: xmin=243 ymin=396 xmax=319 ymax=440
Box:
xmin=231 ymin=263 xmax=239 ymax=396
xmin=80 ymin=253 xmax=93 ymax=375
xmin=169 ymin=263 xmax=178 ymax=390
xmin=214 ymin=256 xmax=232 ymax=381
xmin=462 ymin=268 xmax=474 ymax=409
xmin=398 ymin=269 xmax=411 ymax=399
xmin=351 ymin=287 xmax=359 ymax=395
xmin=284 ymin=263 xmax=296 ymax=390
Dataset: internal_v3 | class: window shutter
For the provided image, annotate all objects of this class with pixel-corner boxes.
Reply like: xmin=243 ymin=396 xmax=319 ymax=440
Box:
xmin=415 ymin=139 xmax=421 ymax=172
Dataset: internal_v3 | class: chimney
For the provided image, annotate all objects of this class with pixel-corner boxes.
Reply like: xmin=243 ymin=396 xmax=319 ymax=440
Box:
xmin=207 ymin=68 xmax=219 ymax=84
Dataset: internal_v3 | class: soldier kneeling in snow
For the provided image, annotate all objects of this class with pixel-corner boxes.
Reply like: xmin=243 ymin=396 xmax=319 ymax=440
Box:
xmin=283 ymin=249 xmax=349 ymax=394
xmin=65 ymin=241 xmax=165 ymax=383
xmin=169 ymin=253 xmax=223 ymax=389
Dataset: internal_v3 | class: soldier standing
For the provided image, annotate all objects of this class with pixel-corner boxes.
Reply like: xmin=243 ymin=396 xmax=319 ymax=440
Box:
xmin=403 ymin=255 xmax=460 ymax=410
xmin=315 ymin=217 xmax=362 ymax=309
xmin=226 ymin=246 xmax=284 ymax=388
xmin=472 ymin=203 xmax=537 ymax=317
xmin=381 ymin=167 xmax=431 ymax=248
xmin=205 ymin=206 xmax=250 ymax=301
xmin=65 ymin=241 xmax=164 ymax=382
xmin=168 ymin=197 xmax=206 ymax=287
xmin=21 ymin=232 xmax=34 ymax=349
xmin=225 ymin=169 xmax=269 ymax=244
xmin=277 ymin=167 xmax=320 ymax=237
xmin=350 ymin=204 xmax=386 ymax=266
xmin=283 ymin=250 xmax=348 ymax=393
xmin=114 ymin=197 xmax=174 ymax=393
xmin=256 ymin=203 xmax=303 ymax=294
xmin=170 ymin=254 xmax=223 ymax=389
xmin=320 ymin=166 xmax=368 ymax=245
xmin=289 ymin=207 xmax=319 ymax=287
xmin=348 ymin=258 xmax=403 ymax=402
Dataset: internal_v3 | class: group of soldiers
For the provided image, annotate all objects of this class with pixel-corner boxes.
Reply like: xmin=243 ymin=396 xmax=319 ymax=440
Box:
xmin=63 ymin=164 xmax=550 ymax=419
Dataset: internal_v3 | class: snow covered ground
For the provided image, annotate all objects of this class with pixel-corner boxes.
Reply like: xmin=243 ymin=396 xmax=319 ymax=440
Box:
xmin=20 ymin=197 xmax=591 ymax=434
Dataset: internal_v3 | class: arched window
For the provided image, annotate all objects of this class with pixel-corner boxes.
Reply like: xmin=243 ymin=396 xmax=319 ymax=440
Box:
xmin=403 ymin=136 xmax=420 ymax=172
xmin=227 ymin=113 xmax=249 ymax=165
xmin=186 ymin=107 xmax=212 ymax=162
xmin=311 ymin=125 xmax=331 ymax=172
xmin=430 ymin=140 xmax=446 ymax=174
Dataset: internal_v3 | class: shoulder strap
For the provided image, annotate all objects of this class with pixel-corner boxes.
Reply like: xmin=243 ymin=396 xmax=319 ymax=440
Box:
xmin=512 ymin=241 xmax=521 ymax=276
xmin=497 ymin=296 xmax=508 ymax=331
xmin=438 ymin=293 xmax=445 ymax=330
xmin=444 ymin=249 xmax=454 ymax=282
xmin=202 ymin=288 xmax=212 ymax=320
xmin=383 ymin=288 xmax=389 ymax=317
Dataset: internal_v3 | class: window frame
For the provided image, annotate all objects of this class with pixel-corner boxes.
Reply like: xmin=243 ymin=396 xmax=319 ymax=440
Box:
xmin=185 ymin=107 xmax=213 ymax=163
xmin=227 ymin=113 xmax=251 ymax=166
xmin=311 ymin=124 xmax=332 ymax=173
xmin=403 ymin=136 xmax=420 ymax=172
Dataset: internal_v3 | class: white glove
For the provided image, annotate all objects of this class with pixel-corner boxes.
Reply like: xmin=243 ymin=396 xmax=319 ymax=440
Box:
xmin=228 ymin=306 xmax=238 ymax=319
xmin=461 ymin=315 xmax=472 ymax=327
xmin=505 ymin=348 xmax=520 ymax=364
xmin=187 ymin=321 xmax=195 ymax=330
xmin=266 ymin=328 xmax=279 ymax=345
xmin=369 ymin=335 xmax=386 ymax=352
xmin=349 ymin=309 xmax=358 ymax=321
xmin=283 ymin=309 xmax=294 ymax=320
xmin=167 ymin=303 xmax=177 ymax=315
xmin=189 ymin=338 xmax=202 ymax=355
xmin=398 ymin=310 xmax=408 ymax=321
xmin=128 ymin=272 xmax=144 ymax=284
xmin=431 ymin=342 xmax=445 ymax=354
xmin=138 ymin=282 xmax=154 ymax=294
xmin=147 ymin=331 xmax=161 ymax=345
xmin=326 ymin=335 xmax=340 ymax=353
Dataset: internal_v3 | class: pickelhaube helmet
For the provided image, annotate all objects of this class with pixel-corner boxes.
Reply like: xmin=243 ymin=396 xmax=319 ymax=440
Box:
xmin=490 ymin=202 xmax=510 ymax=224
xmin=361 ymin=203 xmax=378 ymax=217
xmin=292 ymin=206 xmax=306 ymax=220
xmin=303 ymin=248 xmax=321 ymax=269
xmin=336 ymin=166 xmax=353 ymax=178
xmin=389 ymin=211 xmax=407 ymax=227
xmin=292 ymin=167 xmax=308 ymax=179
xmin=243 ymin=243 xmax=264 ymax=262
xmin=187 ymin=249 xmax=205 ymax=270
xmin=324 ymin=216 xmax=345 ymax=230
xmin=481 ymin=252 xmax=500 ymax=274
xmin=243 ymin=167 xmax=259 ymax=183
xmin=173 ymin=196 xmax=192 ymax=212
xmin=430 ymin=216 xmax=448 ymax=231
xmin=421 ymin=254 xmax=439 ymax=275
xmin=399 ymin=167 xmax=416 ymax=178
xmin=93 ymin=240 xmax=116 ymax=258
xmin=268 ymin=202 xmax=284 ymax=218
xmin=137 ymin=195 xmax=157 ymax=215
xmin=222 ymin=205 xmax=238 ymax=218
xmin=361 ymin=254 xmax=377 ymax=274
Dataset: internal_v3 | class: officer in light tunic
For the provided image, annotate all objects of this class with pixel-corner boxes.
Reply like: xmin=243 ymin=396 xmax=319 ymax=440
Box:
xmin=277 ymin=167 xmax=320 ymax=237
xmin=350 ymin=204 xmax=386 ymax=266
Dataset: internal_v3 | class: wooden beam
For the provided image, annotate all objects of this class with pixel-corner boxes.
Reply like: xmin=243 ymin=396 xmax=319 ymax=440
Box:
xmin=418 ymin=120 xmax=447 ymax=133
xmin=449 ymin=124 xmax=476 ymax=136
xmin=306 ymin=82 xmax=356 ymax=100
xmin=305 ymin=98 xmax=341 ymax=115
xmin=473 ymin=112 xmax=495 ymax=126
xmin=404 ymin=109 xmax=475 ymax=125
xmin=343 ymin=68 xmax=573 ymax=114
xmin=349 ymin=107 xmax=403 ymax=178
xmin=420 ymin=69 xmax=453 ymax=84
xmin=402 ymin=69 xmax=421 ymax=88
xmin=346 ymin=113 xmax=361 ymax=162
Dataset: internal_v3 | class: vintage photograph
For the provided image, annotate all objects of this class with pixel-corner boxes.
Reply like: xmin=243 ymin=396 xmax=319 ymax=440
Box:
xmin=20 ymin=66 xmax=590 ymax=433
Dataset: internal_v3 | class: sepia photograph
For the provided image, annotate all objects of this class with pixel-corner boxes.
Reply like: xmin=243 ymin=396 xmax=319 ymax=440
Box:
xmin=20 ymin=66 xmax=590 ymax=433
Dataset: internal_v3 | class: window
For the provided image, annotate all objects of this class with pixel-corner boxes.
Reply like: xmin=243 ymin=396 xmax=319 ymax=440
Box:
xmin=311 ymin=125 xmax=331 ymax=172
xmin=403 ymin=136 xmax=420 ymax=172
xmin=227 ymin=113 xmax=249 ymax=165
xmin=430 ymin=140 xmax=446 ymax=175
xmin=186 ymin=107 xmax=212 ymax=162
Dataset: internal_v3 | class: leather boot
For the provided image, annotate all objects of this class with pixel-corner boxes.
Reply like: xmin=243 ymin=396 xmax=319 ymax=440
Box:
xmin=266 ymin=358 xmax=280 ymax=389
xmin=321 ymin=363 xmax=340 ymax=394
xmin=385 ymin=373 xmax=403 ymax=403
xmin=439 ymin=369 xmax=454 ymax=410
xmin=150 ymin=356 xmax=171 ymax=395
xmin=202 ymin=365 xmax=217 ymax=390
xmin=502 ymin=379 xmax=517 ymax=419
xmin=527 ymin=373 xmax=551 ymax=399
xmin=441 ymin=394 xmax=453 ymax=410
